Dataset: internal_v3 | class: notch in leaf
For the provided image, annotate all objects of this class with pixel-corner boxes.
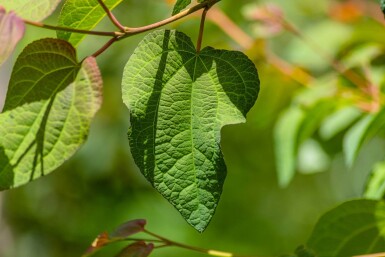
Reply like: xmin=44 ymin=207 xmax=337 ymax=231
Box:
xmin=122 ymin=29 xmax=260 ymax=232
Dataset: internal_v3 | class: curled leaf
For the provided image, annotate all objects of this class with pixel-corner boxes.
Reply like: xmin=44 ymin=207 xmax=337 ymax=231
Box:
xmin=116 ymin=241 xmax=154 ymax=257
xmin=111 ymin=219 xmax=147 ymax=238
xmin=0 ymin=7 xmax=25 ymax=66
xmin=84 ymin=232 xmax=111 ymax=256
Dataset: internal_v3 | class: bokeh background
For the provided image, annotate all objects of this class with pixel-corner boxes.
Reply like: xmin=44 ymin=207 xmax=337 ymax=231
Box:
xmin=1 ymin=0 xmax=384 ymax=256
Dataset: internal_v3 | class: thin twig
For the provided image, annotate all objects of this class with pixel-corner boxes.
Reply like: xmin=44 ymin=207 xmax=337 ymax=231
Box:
xmin=197 ymin=7 xmax=209 ymax=53
xmin=143 ymin=229 xmax=262 ymax=257
xmin=23 ymin=20 xmax=121 ymax=37
xmin=96 ymin=0 xmax=125 ymax=31
xmin=92 ymin=37 xmax=118 ymax=58
xmin=121 ymin=0 xmax=221 ymax=38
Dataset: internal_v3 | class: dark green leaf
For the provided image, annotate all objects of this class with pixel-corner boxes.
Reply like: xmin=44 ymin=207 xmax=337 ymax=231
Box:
xmin=122 ymin=30 xmax=259 ymax=232
xmin=172 ymin=0 xmax=191 ymax=15
xmin=0 ymin=38 xmax=103 ymax=190
xmin=307 ymin=199 xmax=385 ymax=257
xmin=0 ymin=7 xmax=25 ymax=66
xmin=381 ymin=0 xmax=385 ymax=16
xmin=57 ymin=0 xmax=122 ymax=47
xmin=0 ymin=0 xmax=61 ymax=21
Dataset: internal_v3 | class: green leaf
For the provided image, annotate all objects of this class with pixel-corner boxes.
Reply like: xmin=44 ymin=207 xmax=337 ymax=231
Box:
xmin=319 ymin=105 xmax=362 ymax=140
xmin=274 ymin=106 xmax=305 ymax=187
xmin=122 ymin=30 xmax=259 ymax=232
xmin=0 ymin=0 xmax=61 ymax=21
xmin=172 ymin=0 xmax=191 ymax=15
xmin=381 ymin=0 xmax=385 ymax=16
xmin=57 ymin=0 xmax=122 ymax=47
xmin=343 ymin=108 xmax=385 ymax=168
xmin=307 ymin=199 xmax=385 ymax=257
xmin=365 ymin=161 xmax=385 ymax=199
xmin=172 ymin=0 xmax=206 ymax=15
xmin=0 ymin=38 xmax=102 ymax=190
xmin=0 ymin=7 xmax=25 ymax=66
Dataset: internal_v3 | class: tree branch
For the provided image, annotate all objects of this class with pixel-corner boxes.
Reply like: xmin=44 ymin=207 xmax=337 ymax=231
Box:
xmin=96 ymin=0 xmax=125 ymax=31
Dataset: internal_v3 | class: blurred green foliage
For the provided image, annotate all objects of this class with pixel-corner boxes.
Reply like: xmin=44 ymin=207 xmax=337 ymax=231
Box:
xmin=1 ymin=0 xmax=385 ymax=256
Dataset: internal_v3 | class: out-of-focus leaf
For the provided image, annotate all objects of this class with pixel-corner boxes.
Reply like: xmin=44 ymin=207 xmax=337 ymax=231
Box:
xmin=341 ymin=43 xmax=382 ymax=68
xmin=343 ymin=108 xmax=385 ymax=167
xmin=320 ymin=106 xmax=362 ymax=140
xmin=122 ymin=29 xmax=259 ymax=232
xmin=297 ymin=139 xmax=330 ymax=175
xmin=285 ymin=21 xmax=352 ymax=70
xmin=307 ymin=200 xmax=385 ymax=257
xmin=0 ymin=39 xmax=103 ymax=190
xmin=111 ymin=219 xmax=146 ymax=238
xmin=274 ymin=106 xmax=305 ymax=187
xmin=0 ymin=0 xmax=61 ymax=21
xmin=115 ymin=241 xmax=154 ymax=257
xmin=297 ymin=101 xmax=335 ymax=144
xmin=294 ymin=245 xmax=317 ymax=257
xmin=83 ymin=232 xmax=111 ymax=257
xmin=0 ymin=7 xmax=25 ymax=66
xmin=381 ymin=0 xmax=385 ymax=16
xmin=365 ymin=161 xmax=385 ymax=199
xmin=57 ymin=0 xmax=122 ymax=47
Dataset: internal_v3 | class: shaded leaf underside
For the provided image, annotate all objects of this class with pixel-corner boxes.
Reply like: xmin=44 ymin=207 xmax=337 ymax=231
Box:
xmin=0 ymin=38 xmax=102 ymax=190
xmin=122 ymin=30 xmax=259 ymax=232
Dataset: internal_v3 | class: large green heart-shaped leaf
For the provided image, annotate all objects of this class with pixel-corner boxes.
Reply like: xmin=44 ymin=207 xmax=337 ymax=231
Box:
xmin=122 ymin=30 xmax=259 ymax=232
xmin=57 ymin=0 xmax=122 ymax=47
xmin=0 ymin=0 xmax=61 ymax=21
xmin=0 ymin=38 xmax=102 ymax=190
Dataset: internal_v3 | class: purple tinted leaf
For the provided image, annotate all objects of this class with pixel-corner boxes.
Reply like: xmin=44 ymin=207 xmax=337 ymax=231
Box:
xmin=0 ymin=7 xmax=25 ymax=66
xmin=111 ymin=219 xmax=147 ymax=238
xmin=116 ymin=241 xmax=154 ymax=257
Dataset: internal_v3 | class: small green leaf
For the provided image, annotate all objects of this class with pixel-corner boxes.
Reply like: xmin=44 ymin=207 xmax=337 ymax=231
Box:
xmin=0 ymin=0 xmax=61 ymax=21
xmin=343 ymin=108 xmax=385 ymax=168
xmin=307 ymin=199 xmax=385 ymax=257
xmin=381 ymin=0 xmax=385 ymax=16
xmin=115 ymin=242 xmax=154 ymax=257
xmin=172 ymin=0 xmax=191 ymax=15
xmin=0 ymin=38 xmax=102 ymax=190
xmin=0 ymin=7 xmax=25 ymax=66
xmin=57 ymin=0 xmax=122 ymax=47
xmin=274 ymin=106 xmax=305 ymax=187
xmin=365 ymin=161 xmax=385 ymax=199
xmin=122 ymin=30 xmax=259 ymax=232
xmin=172 ymin=0 xmax=206 ymax=15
